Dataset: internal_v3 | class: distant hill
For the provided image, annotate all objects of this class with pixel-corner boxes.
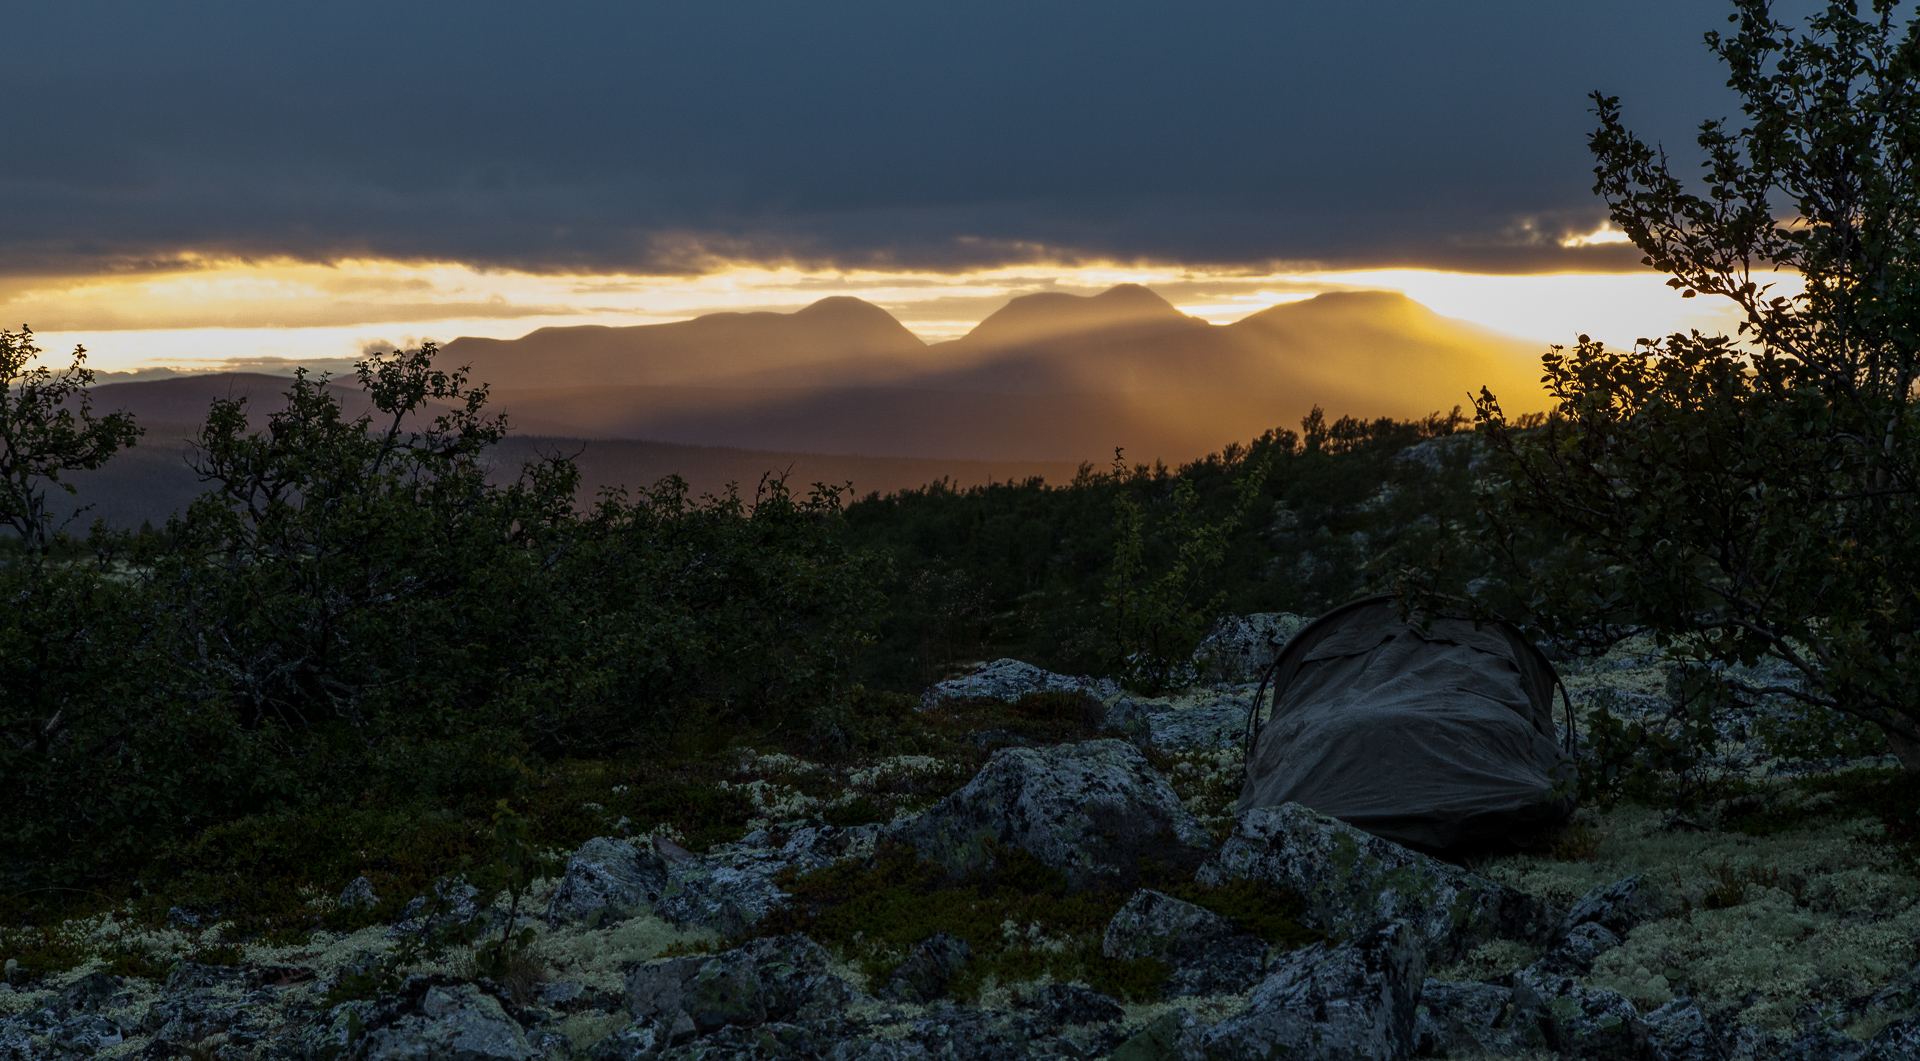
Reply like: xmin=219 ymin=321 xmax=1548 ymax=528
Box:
xmin=462 ymin=286 xmax=1546 ymax=462
xmin=72 ymin=286 xmax=1550 ymax=508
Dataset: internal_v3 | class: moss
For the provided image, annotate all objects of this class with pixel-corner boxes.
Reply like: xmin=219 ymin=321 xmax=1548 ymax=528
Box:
xmin=756 ymin=840 xmax=1313 ymax=1004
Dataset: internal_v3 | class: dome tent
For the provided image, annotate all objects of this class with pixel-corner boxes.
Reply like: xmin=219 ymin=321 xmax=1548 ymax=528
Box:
xmin=1239 ymin=594 xmax=1574 ymax=853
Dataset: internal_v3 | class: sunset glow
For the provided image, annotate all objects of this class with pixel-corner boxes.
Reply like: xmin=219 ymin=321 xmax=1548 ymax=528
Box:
xmin=8 ymin=258 xmax=1774 ymax=378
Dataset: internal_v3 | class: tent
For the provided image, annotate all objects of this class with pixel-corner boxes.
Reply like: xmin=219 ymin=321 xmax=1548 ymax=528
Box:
xmin=1239 ymin=594 xmax=1574 ymax=853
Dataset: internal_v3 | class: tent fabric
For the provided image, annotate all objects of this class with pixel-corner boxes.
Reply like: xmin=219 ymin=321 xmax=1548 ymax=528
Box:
xmin=1239 ymin=594 xmax=1573 ymax=853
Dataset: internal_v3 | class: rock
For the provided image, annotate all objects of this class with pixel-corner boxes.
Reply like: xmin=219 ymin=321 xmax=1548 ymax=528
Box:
xmin=1200 ymin=919 xmax=1426 ymax=1060
xmin=1413 ymin=979 xmax=1530 ymax=1057
xmin=1143 ymin=698 xmax=1250 ymax=752
xmin=882 ymin=934 xmax=971 ymax=1004
xmin=920 ymin=659 xmax=1118 ymax=710
xmin=904 ymin=740 xmax=1214 ymax=889
xmin=1197 ymin=802 xmax=1564 ymax=964
xmin=1562 ymin=874 xmax=1661 ymax=940
xmin=49 ymin=1013 xmax=125 ymax=1055
xmin=361 ymin=982 xmax=536 ymax=1061
xmin=1643 ymin=997 xmax=1723 ymax=1061
xmin=340 ymin=876 xmax=379 ymax=910
xmin=1102 ymin=700 xmax=1155 ymax=747
xmin=1029 ymin=984 xmax=1124 ymax=1028
xmin=531 ymin=981 xmax=622 ymax=1014
xmin=161 ymin=962 xmax=247 ymax=996
xmin=1101 ymin=890 xmax=1266 ymax=997
xmin=1510 ymin=962 xmax=1652 ymax=1059
xmin=1196 ymin=613 xmax=1311 ymax=684
xmin=1111 ymin=1008 xmax=1205 ymax=1061
xmin=1865 ymin=1016 xmax=1920 ymax=1060
xmin=900 ymin=1006 xmax=1093 ymax=1061
xmin=392 ymin=877 xmax=483 ymax=938
xmin=548 ymin=837 xmax=669 ymax=926
xmin=1777 ymin=1027 xmax=1866 ymax=1060
xmin=1531 ymin=921 xmax=1622 ymax=978
xmin=655 ymin=820 xmax=876 ymax=934
xmin=622 ymin=935 xmax=854 ymax=1037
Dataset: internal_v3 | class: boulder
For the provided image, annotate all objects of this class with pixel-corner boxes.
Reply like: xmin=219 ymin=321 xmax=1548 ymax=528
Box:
xmin=920 ymin=659 xmax=1117 ymax=710
xmin=339 ymin=875 xmax=379 ymax=911
xmin=1413 ymin=979 xmax=1530 ymax=1057
xmin=903 ymin=740 xmax=1214 ymax=888
xmin=1197 ymin=803 xmax=1564 ymax=964
xmin=1510 ymin=962 xmax=1652 ymax=1059
xmin=1531 ymin=922 xmax=1623 ymax=978
xmin=391 ymin=877 xmax=483 ymax=939
xmin=622 ymin=935 xmax=853 ymax=1037
xmin=1102 ymin=700 xmax=1154 ymax=747
xmin=1028 ymin=983 xmax=1124 ymax=1028
xmin=881 ymin=933 xmax=971 ymax=1004
xmin=655 ymin=820 xmax=877 ymax=934
xmin=1110 ymin=1008 xmax=1205 ymax=1061
xmin=1866 ymin=1016 xmax=1920 ymax=1060
xmin=358 ymin=982 xmax=537 ymax=1061
xmin=1102 ymin=890 xmax=1267 ymax=997
xmin=1642 ymin=997 xmax=1722 ymax=1061
xmin=1561 ymin=874 xmax=1660 ymax=940
xmin=548 ymin=837 xmax=669 ymax=926
xmin=1200 ymin=919 xmax=1426 ymax=1061
xmin=1197 ymin=613 xmax=1311 ymax=684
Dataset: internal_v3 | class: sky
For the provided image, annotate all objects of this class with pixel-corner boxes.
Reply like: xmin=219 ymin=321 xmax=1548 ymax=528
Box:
xmin=3 ymin=0 xmax=1817 ymax=374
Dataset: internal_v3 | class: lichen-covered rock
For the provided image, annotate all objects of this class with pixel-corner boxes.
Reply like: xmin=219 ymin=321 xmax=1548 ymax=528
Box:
xmin=1143 ymin=699 xmax=1250 ymax=752
xmin=1510 ymin=963 xmax=1652 ymax=1059
xmin=655 ymin=821 xmax=877 ymax=934
xmin=1865 ymin=1016 xmax=1920 ymax=1060
xmin=1110 ymin=1008 xmax=1205 ymax=1061
xmin=391 ymin=877 xmax=483 ymax=938
xmin=1103 ymin=700 xmax=1154 ymax=747
xmin=1197 ymin=803 xmax=1564 ymax=964
xmin=350 ymin=981 xmax=536 ymax=1061
xmin=920 ymin=659 xmax=1118 ymax=710
xmin=904 ymin=740 xmax=1213 ymax=888
xmin=1102 ymin=890 xmax=1266 ymax=997
xmin=1561 ymin=874 xmax=1660 ymax=940
xmin=1531 ymin=921 xmax=1622 ymax=978
xmin=48 ymin=1013 xmax=124 ymax=1055
xmin=1200 ymin=919 xmax=1426 ymax=1061
xmin=882 ymin=934 xmax=971 ymax=1004
xmin=1028 ymin=984 xmax=1124 ymax=1028
xmin=1413 ymin=979 xmax=1530 ymax=1057
xmin=548 ymin=837 xmax=670 ymax=926
xmin=1197 ymin=613 xmax=1310 ymax=684
xmin=340 ymin=875 xmax=379 ymax=910
xmin=622 ymin=935 xmax=854 ymax=1037
xmin=1642 ymin=997 xmax=1721 ymax=1061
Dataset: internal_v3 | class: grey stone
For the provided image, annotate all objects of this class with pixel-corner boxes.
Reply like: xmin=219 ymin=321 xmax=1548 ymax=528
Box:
xmin=1196 ymin=613 xmax=1311 ymax=685
xmin=392 ymin=877 xmax=483 ymax=938
xmin=904 ymin=740 xmax=1214 ymax=889
xmin=1562 ymin=875 xmax=1661 ymax=940
xmin=531 ymin=981 xmax=622 ymax=1014
xmin=1530 ymin=921 xmax=1622 ymax=978
xmin=881 ymin=934 xmax=971 ymax=1004
xmin=1143 ymin=699 xmax=1251 ymax=752
xmin=587 ymin=1012 xmax=697 ymax=1060
xmin=1110 ymin=1008 xmax=1205 ymax=1061
xmin=1644 ymin=997 xmax=1724 ymax=1061
xmin=655 ymin=821 xmax=875 ymax=934
xmin=361 ymin=982 xmax=536 ymax=1061
xmin=1197 ymin=802 xmax=1564 ymax=965
xmin=50 ymin=1014 xmax=124 ymax=1055
xmin=1413 ymin=979 xmax=1530 ymax=1057
xmin=1101 ymin=890 xmax=1266 ymax=997
xmin=548 ymin=837 xmax=670 ymax=926
xmin=920 ymin=659 xmax=1118 ymax=710
xmin=1510 ymin=962 xmax=1652 ymax=1059
xmin=1103 ymin=700 xmax=1154 ymax=747
xmin=1200 ymin=919 xmax=1426 ymax=1060
xmin=54 ymin=974 xmax=123 ymax=1016
xmin=161 ymin=962 xmax=247 ymax=997
xmin=1865 ymin=1016 xmax=1920 ymax=1060
xmin=622 ymin=935 xmax=854 ymax=1037
xmin=340 ymin=876 xmax=380 ymax=911
xmin=1029 ymin=984 xmax=1124 ymax=1028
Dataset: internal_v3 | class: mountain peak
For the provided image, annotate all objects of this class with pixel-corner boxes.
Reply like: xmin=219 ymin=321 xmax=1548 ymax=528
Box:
xmin=959 ymin=284 xmax=1192 ymax=348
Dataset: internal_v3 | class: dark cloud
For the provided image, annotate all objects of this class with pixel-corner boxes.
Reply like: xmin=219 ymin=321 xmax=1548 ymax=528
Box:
xmin=4 ymin=0 xmax=1798 ymax=275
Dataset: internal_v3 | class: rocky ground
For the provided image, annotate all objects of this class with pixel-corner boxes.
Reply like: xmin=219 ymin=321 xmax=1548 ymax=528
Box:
xmin=7 ymin=620 xmax=1920 ymax=1060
